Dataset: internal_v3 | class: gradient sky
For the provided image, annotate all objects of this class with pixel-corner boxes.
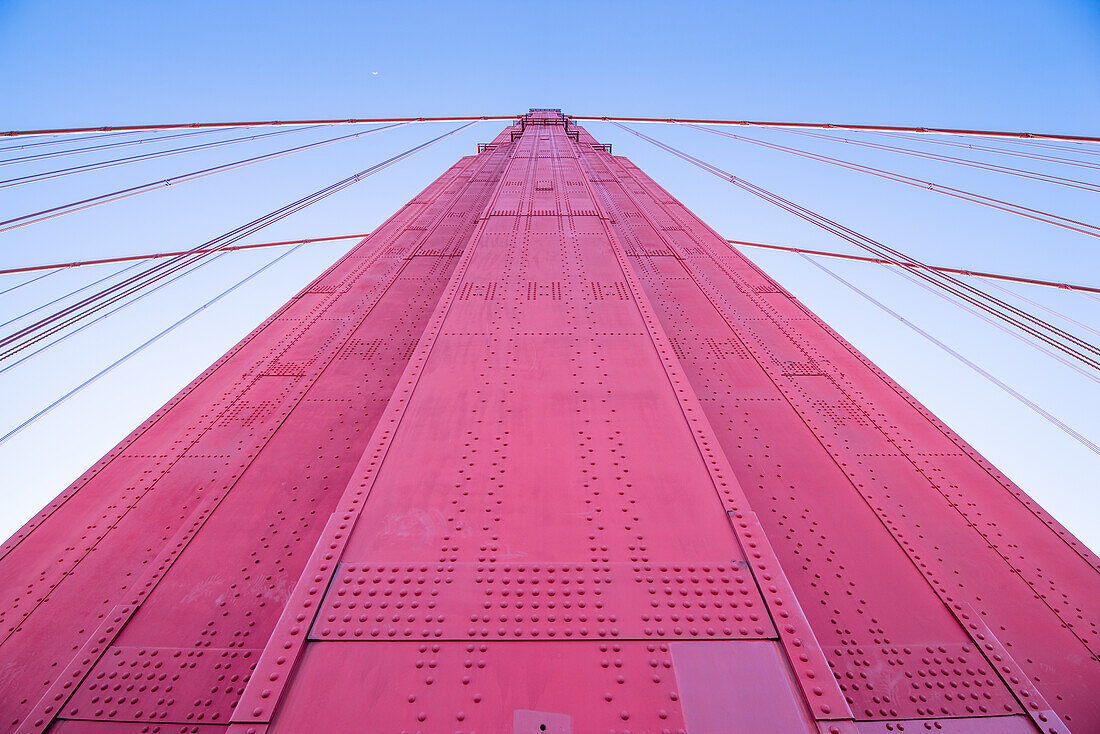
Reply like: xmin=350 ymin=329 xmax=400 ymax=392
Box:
xmin=1 ymin=0 xmax=1098 ymax=550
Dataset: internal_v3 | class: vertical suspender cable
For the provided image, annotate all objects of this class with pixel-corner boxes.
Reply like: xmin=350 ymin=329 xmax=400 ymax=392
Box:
xmin=0 ymin=125 xmax=325 ymax=189
xmin=761 ymin=127 xmax=1100 ymax=192
xmin=872 ymin=253 xmax=1100 ymax=385
xmin=609 ymin=121 xmax=1100 ymax=374
xmin=0 ymin=127 xmax=234 ymax=164
xmin=800 ymin=254 xmax=1099 ymax=455
xmin=0 ymin=121 xmax=478 ymax=361
xmin=0 ymin=115 xmax=476 ymax=437
xmin=0 ymin=253 xmax=233 ymax=376
xmin=975 ymin=279 xmax=1100 ymax=340
xmin=0 ymin=262 xmax=148 ymax=330
xmin=0 ymin=271 xmax=57 ymax=297
xmin=0 ymin=122 xmax=411 ymax=234
xmin=683 ymin=123 xmax=1100 ymax=238
xmin=0 ymin=245 xmax=305 ymax=445
xmin=724 ymin=172 xmax=1100 ymax=361
xmin=861 ymin=130 xmax=1100 ymax=171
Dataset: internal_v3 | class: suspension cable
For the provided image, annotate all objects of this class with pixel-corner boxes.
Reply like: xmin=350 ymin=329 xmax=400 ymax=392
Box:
xmin=0 ymin=245 xmax=306 ymax=446
xmin=731 ymin=172 xmax=1100 ymax=367
xmin=0 ymin=234 xmax=368 ymax=276
xmin=650 ymin=123 xmax=1100 ymax=361
xmin=767 ymin=127 xmax=1100 ymax=193
xmin=865 ymin=244 xmax=1100 ymax=385
xmin=0 ymin=270 xmax=58 ymax=297
xmin=3 ymin=231 xmax=1092 ymax=300
xmin=0 ymin=127 xmax=186 ymax=153
xmin=859 ymin=130 xmax=1100 ymax=172
xmin=728 ymin=240 xmax=1100 ymax=295
xmin=734 ymin=236 xmax=1100 ymax=342
xmin=0 ymin=125 xmax=323 ymax=189
xmin=721 ymin=174 xmax=1100 ymax=362
xmin=0 ymin=133 xmax=79 ymax=150
xmin=801 ymin=254 xmax=1100 ymax=455
xmin=0 ymin=122 xmax=477 ymax=361
xmin=0 ymin=127 xmax=234 ymax=165
xmin=2 ymin=115 xmax=1096 ymax=143
xmin=610 ymin=121 xmax=1100 ymax=373
xmin=683 ymin=124 xmax=1100 ymax=239
xmin=1 ymin=166 xmax=386 ymax=358
xmin=980 ymin=134 xmax=1100 ymax=158
xmin=0 ymin=262 xmax=146 ymax=330
xmin=0 ymin=253 xmax=231 ymax=375
xmin=0 ymin=122 xmax=410 ymax=235
xmin=976 ymin=278 xmax=1100 ymax=340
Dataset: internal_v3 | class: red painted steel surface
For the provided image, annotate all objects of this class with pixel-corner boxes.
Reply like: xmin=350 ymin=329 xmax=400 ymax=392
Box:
xmin=0 ymin=111 xmax=1096 ymax=733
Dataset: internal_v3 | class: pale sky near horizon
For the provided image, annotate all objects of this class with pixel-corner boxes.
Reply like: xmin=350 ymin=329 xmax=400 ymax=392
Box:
xmin=1 ymin=0 xmax=1098 ymax=551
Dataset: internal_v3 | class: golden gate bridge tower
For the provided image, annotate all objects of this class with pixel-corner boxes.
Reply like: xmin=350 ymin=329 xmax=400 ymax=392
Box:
xmin=0 ymin=109 xmax=1097 ymax=733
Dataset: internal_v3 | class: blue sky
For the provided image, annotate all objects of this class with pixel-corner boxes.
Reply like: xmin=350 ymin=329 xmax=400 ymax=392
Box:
xmin=0 ymin=0 xmax=1098 ymax=550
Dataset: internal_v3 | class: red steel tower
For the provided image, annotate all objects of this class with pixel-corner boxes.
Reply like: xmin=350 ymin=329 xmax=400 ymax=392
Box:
xmin=1 ymin=110 xmax=1097 ymax=733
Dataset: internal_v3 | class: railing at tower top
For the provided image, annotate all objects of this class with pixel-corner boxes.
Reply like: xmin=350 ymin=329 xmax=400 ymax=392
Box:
xmin=510 ymin=109 xmax=580 ymax=141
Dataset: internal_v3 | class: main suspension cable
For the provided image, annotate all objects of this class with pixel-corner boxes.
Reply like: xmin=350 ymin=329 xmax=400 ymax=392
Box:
xmin=0 ymin=122 xmax=477 ymax=361
xmin=0 ymin=153 xmax=393 ymax=357
xmin=0 ymin=234 xmax=368 ymax=276
xmin=3 ymin=232 xmax=1093 ymax=301
xmin=0 ymin=122 xmax=409 ymax=234
xmin=575 ymin=116 xmax=1100 ymax=145
xmin=3 ymin=115 xmax=1097 ymax=144
xmin=727 ymin=240 xmax=1100 ymax=295
xmin=726 ymin=175 xmax=1100 ymax=361
xmin=0 ymin=125 xmax=323 ymax=189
